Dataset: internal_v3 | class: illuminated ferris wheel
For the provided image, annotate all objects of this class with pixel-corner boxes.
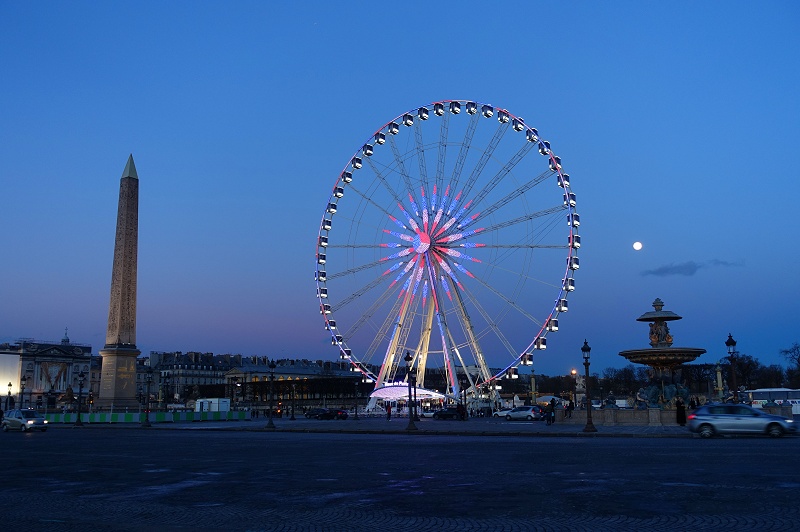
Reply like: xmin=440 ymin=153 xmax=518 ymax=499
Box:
xmin=314 ymin=100 xmax=580 ymax=404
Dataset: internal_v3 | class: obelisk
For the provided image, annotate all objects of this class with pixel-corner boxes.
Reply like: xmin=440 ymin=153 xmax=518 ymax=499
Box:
xmin=97 ymin=154 xmax=141 ymax=408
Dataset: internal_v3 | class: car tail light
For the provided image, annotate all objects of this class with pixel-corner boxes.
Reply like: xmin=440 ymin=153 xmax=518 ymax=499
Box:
xmin=687 ymin=414 xmax=696 ymax=420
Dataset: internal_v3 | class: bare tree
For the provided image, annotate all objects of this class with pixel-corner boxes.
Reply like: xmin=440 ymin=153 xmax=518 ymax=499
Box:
xmin=780 ymin=342 xmax=800 ymax=368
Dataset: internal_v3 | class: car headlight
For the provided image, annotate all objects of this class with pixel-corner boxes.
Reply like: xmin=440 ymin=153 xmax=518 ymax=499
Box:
xmin=43 ymin=420 xmax=48 ymax=424
xmin=27 ymin=420 xmax=34 ymax=424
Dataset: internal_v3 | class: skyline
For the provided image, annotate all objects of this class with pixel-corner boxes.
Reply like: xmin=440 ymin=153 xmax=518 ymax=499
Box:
xmin=2 ymin=2 xmax=799 ymax=376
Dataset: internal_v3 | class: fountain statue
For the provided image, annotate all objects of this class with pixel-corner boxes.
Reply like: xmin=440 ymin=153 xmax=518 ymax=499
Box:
xmin=619 ymin=298 xmax=706 ymax=408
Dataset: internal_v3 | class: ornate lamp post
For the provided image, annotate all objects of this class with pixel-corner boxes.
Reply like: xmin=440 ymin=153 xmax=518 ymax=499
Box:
xmin=20 ymin=376 xmax=27 ymax=408
xmin=290 ymin=383 xmax=297 ymax=421
xmin=725 ymin=333 xmax=739 ymax=403
xmin=142 ymin=368 xmax=153 ymax=427
xmin=404 ymin=351 xmax=417 ymax=431
xmin=582 ymin=340 xmax=597 ymax=433
xmin=75 ymin=371 xmax=85 ymax=426
xmin=6 ymin=382 xmax=11 ymax=410
xmin=412 ymin=368 xmax=419 ymax=421
xmin=266 ymin=359 xmax=276 ymax=430
xmin=162 ymin=372 xmax=172 ymax=410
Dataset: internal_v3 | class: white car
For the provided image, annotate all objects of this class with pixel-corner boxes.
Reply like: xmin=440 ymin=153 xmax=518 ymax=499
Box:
xmin=493 ymin=408 xmax=514 ymax=418
xmin=2 ymin=409 xmax=48 ymax=432
xmin=505 ymin=406 xmax=545 ymax=421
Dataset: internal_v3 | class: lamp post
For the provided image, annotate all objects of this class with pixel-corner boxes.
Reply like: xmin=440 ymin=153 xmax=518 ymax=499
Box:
xmin=75 ymin=371 xmax=85 ymax=426
xmin=412 ymin=368 xmax=419 ymax=421
xmin=570 ymin=369 xmax=577 ymax=403
xmin=581 ymin=340 xmax=597 ymax=433
xmin=404 ymin=351 xmax=417 ymax=431
xmin=7 ymin=381 xmax=12 ymax=410
xmin=290 ymin=383 xmax=297 ymax=420
xmin=20 ymin=376 xmax=27 ymax=408
xmin=142 ymin=368 xmax=152 ymax=427
xmin=352 ymin=377 xmax=360 ymax=420
xmin=725 ymin=333 xmax=739 ymax=403
xmin=266 ymin=359 xmax=276 ymax=430
xmin=162 ymin=372 xmax=171 ymax=410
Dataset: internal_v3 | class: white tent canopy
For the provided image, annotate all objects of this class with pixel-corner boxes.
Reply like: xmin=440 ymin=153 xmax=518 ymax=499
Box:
xmin=369 ymin=383 xmax=447 ymax=401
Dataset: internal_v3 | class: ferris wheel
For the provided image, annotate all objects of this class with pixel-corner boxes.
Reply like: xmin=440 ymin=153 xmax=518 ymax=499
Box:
xmin=315 ymin=100 xmax=580 ymax=403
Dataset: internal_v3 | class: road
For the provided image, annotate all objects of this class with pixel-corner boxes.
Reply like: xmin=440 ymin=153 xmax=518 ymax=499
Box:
xmin=2 ymin=424 xmax=798 ymax=531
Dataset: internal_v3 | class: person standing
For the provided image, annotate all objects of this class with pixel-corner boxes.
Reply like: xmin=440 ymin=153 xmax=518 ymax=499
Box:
xmin=567 ymin=400 xmax=574 ymax=418
xmin=544 ymin=400 xmax=553 ymax=426
xmin=549 ymin=399 xmax=557 ymax=424
xmin=386 ymin=402 xmax=392 ymax=421
xmin=676 ymin=397 xmax=687 ymax=426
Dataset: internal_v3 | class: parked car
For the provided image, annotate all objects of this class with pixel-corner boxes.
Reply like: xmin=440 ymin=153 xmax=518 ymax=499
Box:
xmin=304 ymin=408 xmax=328 ymax=419
xmin=2 ymin=409 xmax=48 ymax=432
xmin=432 ymin=407 xmax=461 ymax=420
xmin=313 ymin=408 xmax=349 ymax=420
xmin=493 ymin=408 xmax=514 ymax=418
xmin=505 ymin=405 xmax=545 ymax=421
xmin=687 ymin=403 xmax=796 ymax=438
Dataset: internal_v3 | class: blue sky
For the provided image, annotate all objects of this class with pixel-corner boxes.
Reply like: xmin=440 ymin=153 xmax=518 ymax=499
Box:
xmin=2 ymin=2 xmax=799 ymax=376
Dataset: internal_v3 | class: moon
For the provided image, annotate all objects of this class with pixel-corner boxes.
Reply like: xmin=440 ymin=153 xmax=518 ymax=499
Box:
xmin=633 ymin=241 xmax=643 ymax=251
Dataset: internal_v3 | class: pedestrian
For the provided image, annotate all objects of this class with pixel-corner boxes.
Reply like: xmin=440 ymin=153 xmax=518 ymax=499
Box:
xmin=567 ymin=400 xmax=574 ymax=418
xmin=676 ymin=397 xmax=686 ymax=426
xmin=544 ymin=400 xmax=553 ymax=425
xmin=549 ymin=399 xmax=557 ymax=424
xmin=386 ymin=402 xmax=392 ymax=420
xmin=688 ymin=397 xmax=696 ymax=410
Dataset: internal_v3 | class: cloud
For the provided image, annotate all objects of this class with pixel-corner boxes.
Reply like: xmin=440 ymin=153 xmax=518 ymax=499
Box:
xmin=642 ymin=259 xmax=743 ymax=277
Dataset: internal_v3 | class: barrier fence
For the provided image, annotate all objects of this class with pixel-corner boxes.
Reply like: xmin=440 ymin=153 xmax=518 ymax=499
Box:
xmin=44 ymin=410 xmax=252 ymax=424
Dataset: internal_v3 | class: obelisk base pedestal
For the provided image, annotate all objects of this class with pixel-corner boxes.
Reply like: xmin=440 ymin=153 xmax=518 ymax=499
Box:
xmin=96 ymin=346 xmax=141 ymax=409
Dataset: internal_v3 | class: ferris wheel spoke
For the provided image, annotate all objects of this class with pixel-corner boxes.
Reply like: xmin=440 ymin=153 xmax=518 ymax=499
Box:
xmin=388 ymin=135 xmax=416 ymax=199
xmin=460 ymin=264 xmax=544 ymax=327
xmin=365 ymin=156 xmax=407 ymax=209
xmin=332 ymin=272 xmax=394 ymax=313
xmin=480 ymin=204 xmax=565 ymax=233
xmin=413 ymin=120 xmax=430 ymax=200
xmin=462 ymin=142 xmax=535 ymax=219
xmin=468 ymin=169 xmax=553 ymax=223
xmin=447 ymin=113 xmax=480 ymax=206
xmin=459 ymin=123 xmax=508 ymax=203
xmin=451 ymin=279 xmax=521 ymax=359
xmin=346 ymin=182 xmax=409 ymax=229
xmin=435 ymin=110 xmax=450 ymax=203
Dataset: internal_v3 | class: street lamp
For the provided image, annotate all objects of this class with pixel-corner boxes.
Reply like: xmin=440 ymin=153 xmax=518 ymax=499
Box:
xmin=162 ymin=372 xmax=171 ymax=410
xmin=290 ymin=383 xmax=297 ymax=420
xmin=404 ymin=351 xmax=417 ymax=431
xmin=142 ymin=368 xmax=153 ymax=427
xmin=570 ymin=369 xmax=577 ymax=403
xmin=7 ymin=381 xmax=12 ymax=410
xmin=75 ymin=371 xmax=85 ymax=426
xmin=266 ymin=359 xmax=276 ymax=430
xmin=412 ymin=368 xmax=419 ymax=422
xmin=353 ymin=377 xmax=360 ymax=420
xmin=725 ymin=333 xmax=739 ymax=403
xmin=582 ymin=340 xmax=597 ymax=433
xmin=20 ymin=376 xmax=27 ymax=408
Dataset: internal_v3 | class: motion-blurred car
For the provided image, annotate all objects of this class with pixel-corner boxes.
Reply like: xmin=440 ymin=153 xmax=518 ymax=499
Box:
xmin=304 ymin=408 xmax=328 ymax=419
xmin=314 ymin=408 xmax=349 ymax=420
xmin=2 ymin=409 xmax=48 ymax=432
xmin=493 ymin=408 xmax=514 ymax=418
xmin=505 ymin=405 xmax=544 ymax=421
xmin=432 ymin=407 xmax=461 ymax=420
xmin=687 ymin=403 xmax=796 ymax=438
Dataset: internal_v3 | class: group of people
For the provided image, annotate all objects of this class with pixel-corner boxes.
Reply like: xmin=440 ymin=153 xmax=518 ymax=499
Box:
xmin=544 ymin=399 xmax=575 ymax=425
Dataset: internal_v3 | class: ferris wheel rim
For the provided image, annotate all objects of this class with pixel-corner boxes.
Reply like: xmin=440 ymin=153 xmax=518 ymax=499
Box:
xmin=315 ymin=99 xmax=579 ymax=389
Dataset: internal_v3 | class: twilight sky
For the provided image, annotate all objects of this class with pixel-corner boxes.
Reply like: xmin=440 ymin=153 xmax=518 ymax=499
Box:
xmin=1 ymin=2 xmax=798 ymax=376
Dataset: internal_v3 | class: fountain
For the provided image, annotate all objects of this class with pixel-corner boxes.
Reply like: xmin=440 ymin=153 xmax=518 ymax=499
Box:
xmin=619 ymin=298 xmax=706 ymax=407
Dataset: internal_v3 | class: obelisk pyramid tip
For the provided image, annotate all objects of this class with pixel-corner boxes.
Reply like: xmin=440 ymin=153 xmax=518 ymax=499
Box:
xmin=121 ymin=154 xmax=139 ymax=179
